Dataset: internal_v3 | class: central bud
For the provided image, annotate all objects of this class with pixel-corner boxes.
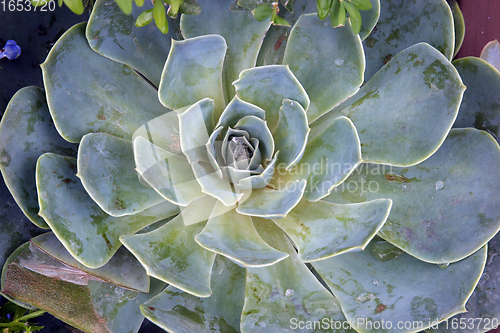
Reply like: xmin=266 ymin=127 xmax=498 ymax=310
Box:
xmin=229 ymin=136 xmax=253 ymax=162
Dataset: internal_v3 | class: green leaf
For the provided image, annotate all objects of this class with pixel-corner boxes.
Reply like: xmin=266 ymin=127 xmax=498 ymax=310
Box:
xmin=177 ymin=195 xmax=219 ymax=227
xmin=216 ymin=96 xmax=266 ymax=130
xmin=159 ymin=35 xmax=226 ymax=117
xmin=134 ymin=0 xmax=144 ymax=6
xmin=1 ymin=242 xmax=165 ymax=333
xmin=362 ymin=0 xmax=454 ymax=81
xmin=115 ymin=0 xmax=132 ymax=15
xmin=313 ymin=238 xmax=487 ymax=332
xmin=87 ymin=0 xmax=180 ymax=87
xmin=134 ymin=136 xmax=204 ymax=206
xmin=191 ymin=162 xmax=244 ymax=207
xmin=181 ymin=0 xmax=272 ymax=100
xmin=426 ymin=232 xmax=500 ymax=333
xmin=282 ymin=116 xmax=362 ymax=201
xmin=317 ymin=0 xmax=333 ymax=20
xmin=241 ymin=218 xmax=357 ymax=332
xmin=141 ymin=255 xmax=246 ymax=333
xmin=166 ymin=0 xmax=182 ymax=17
xmin=344 ymin=1 xmax=362 ymax=34
xmin=205 ymin=126 xmax=224 ymax=178
xmin=330 ymin=0 xmax=346 ymax=27
xmin=253 ymin=4 xmax=274 ymax=21
xmin=450 ymin=0 xmax=464 ymax=58
xmin=36 ymin=153 xmax=179 ymax=268
xmin=273 ymin=199 xmax=392 ymax=262
xmin=272 ymin=15 xmax=291 ymax=27
xmin=234 ymin=65 xmax=310 ymax=130
xmin=358 ymin=0 xmax=379 ymax=41
xmin=234 ymin=115 xmax=275 ymax=161
xmin=78 ymin=133 xmax=166 ymax=217
xmin=195 ymin=203 xmax=288 ymax=267
xmin=178 ymin=98 xmax=216 ymax=164
xmin=0 ymin=87 xmax=77 ymax=229
xmin=135 ymin=9 xmax=154 ymax=27
xmin=42 ymin=23 xmax=169 ymax=143
xmin=281 ymin=0 xmax=294 ymax=11
xmin=179 ymin=0 xmax=201 ymax=15
xmin=63 ymin=0 xmax=84 ymax=14
xmin=283 ymin=13 xmax=365 ymax=122
xmin=310 ymin=43 xmax=465 ymax=167
xmin=236 ymin=180 xmax=307 ymax=219
xmin=256 ymin=0 xmax=377 ymax=67
xmin=452 ymin=57 xmax=500 ymax=141
xmin=121 ymin=214 xmax=216 ymax=297
xmin=481 ymin=40 xmax=500 ymax=73
xmin=154 ymin=0 xmax=169 ymax=33
xmin=227 ymin=155 xmax=277 ymax=190
xmin=270 ymin=99 xmax=310 ymax=170
xmin=237 ymin=0 xmax=273 ymax=10
xmin=350 ymin=0 xmax=372 ymax=10
xmin=31 ymin=232 xmax=150 ymax=293
xmin=326 ymin=129 xmax=500 ymax=264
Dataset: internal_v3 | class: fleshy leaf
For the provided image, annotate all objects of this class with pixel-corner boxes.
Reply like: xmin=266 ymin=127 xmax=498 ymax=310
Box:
xmin=31 ymin=232 xmax=149 ymax=293
xmin=241 ymin=218 xmax=356 ymax=333
xmin=273 ymin=199 xmax=392 ymax=262
xmin=134 ymin=136 xmax=204 ymax=206
xmin=450 ymin=0 xmax=465 ymax=58
xmin=177 ymin=195 xmax=219 ymax=226
xmin=312 ymin=238 xmax=487 ymax=333
xmin=0 ymin=86 xmax=77 ymax=228
xmin=481 ymin=40 xmax=500 ymax=73
xmin=178 ymin=98 xmax=216 ymax=164
xmin=452 ymin=57 xmax=500 ymax=141
xmin=234 ymin=115 xmax=274 ymax=161
xmin=195 ymin=203 xmax=288 ymax=267
xmin=255 ymin=25 xmax=289 ymax=67
xmin=234 ymin=65 xmax=310 ymax=130
xmin=86 ymin=0 xmax=180 ymax=87
xmin=206 ymin=126 xmax=224 ymax=178
xmin=310 ymin=43 xmax=465 ymax=167
xmin=283 ymin=13 xmax=365 ymax=122
xmin=272 ymin=99 xmax=309 ymax=170
xmin=191 ymin=162 xmax=243 ymax=206
xmin=358 ymin=0 xmax=380 ymax=41
xmin=36 ymin=153 xmax=179 ymax=268
xmin=41 ymin=23 xmax=169 ymax=143
xmin=232 ymin=152 xmax=278 ymax=190
xmin=132 ymin=110 xmax=181 ymax=153
xmin=1 ymin=242 xmax=165 ymax=333
xmin=216 ymin=96 xmax=266 ymax=130
xmin=121 ymin=214 xmax=216 ymax=297
xmin=287 ymin=116 xmax=361 ymax=201
xmin=326 ymin=129 xmax=500 ymax=264
xmin=141 ymin=255 xmax=246 ymax=333
xmin=78 ymin=133 xmax=165 ymax=217
xmin=181 ymin=0 xmax=272 ymax=100
xmin=236 ymin=179 xmax=306 ymax=219
xmin=362 ymin=0 xmax=454 ymax=81
xmin=256 ymin=0 xmax=378 ymax=67
xmin=426 ymin=232 xmax=500 ymax=333
xmin=158 ymin=35 xmax=226 ymax=117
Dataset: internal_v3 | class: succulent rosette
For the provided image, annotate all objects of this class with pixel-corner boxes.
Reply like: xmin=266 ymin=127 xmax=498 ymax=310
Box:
xmin=1 ymin=0 xmax=500 ymax=332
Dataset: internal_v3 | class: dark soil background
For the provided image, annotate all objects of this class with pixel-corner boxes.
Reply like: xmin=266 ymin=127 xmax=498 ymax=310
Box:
xmin=0 ymin=0 xmax=499 ymax=332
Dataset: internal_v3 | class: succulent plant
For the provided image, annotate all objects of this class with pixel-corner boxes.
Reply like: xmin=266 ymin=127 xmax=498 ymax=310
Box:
xmin=2 ymin=0 xmax=500 ymax=332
